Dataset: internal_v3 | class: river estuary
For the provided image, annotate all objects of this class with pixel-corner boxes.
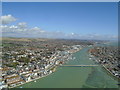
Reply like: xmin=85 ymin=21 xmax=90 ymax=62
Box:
xmin=17 ymin=43 xmax=119 ymax=88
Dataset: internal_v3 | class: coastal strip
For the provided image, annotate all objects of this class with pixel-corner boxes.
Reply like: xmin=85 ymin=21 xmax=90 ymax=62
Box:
xmin=9 ymin=70 xmax=53 ymax=88
xmin=9 ymin=47 xmax=82 ymax=88
xmin=88 ymin=46 xmax=120 ymax=82
xmin=101 ymin=64 xmax=120 ymax=81
xmin=2 ymin=38 xmax=95 ymax=89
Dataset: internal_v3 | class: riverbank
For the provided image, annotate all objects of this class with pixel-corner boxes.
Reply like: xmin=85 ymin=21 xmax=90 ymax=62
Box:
xmin=101 ymin=64 xmax=120 ymax=82
xmin=9 ymin=67 xmax=56 ymax=88
xmin=10 ymin=72 xmax=50 ymax=88
xmin=88 ymin=45 xmax=119 ymax=79
xmin=9 ymin=65 xmax=59 ymax=88
xmin=15 ymin=47 xmax=118 ymax=88
xmin=89 ymin=53 xmax=120 ymax=82
xmin=10 ymin=48 xmax=82 ymax=88
xmin=89 ymin=54 xmax=118 ymax=80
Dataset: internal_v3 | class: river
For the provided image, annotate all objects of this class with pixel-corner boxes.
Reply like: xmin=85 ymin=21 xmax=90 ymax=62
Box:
xmin=17 ymin=42 xmax=119 ymax=88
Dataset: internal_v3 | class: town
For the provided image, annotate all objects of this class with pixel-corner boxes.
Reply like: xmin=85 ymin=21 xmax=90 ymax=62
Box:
xmin=0 ymin=37 xmax=95 ymax=88
xmin=89 ymin=46 xmax=119 ymax=79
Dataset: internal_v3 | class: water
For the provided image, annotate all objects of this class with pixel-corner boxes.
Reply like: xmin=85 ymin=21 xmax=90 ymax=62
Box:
xmin=17 ymin=45 xmax=119 ymax=88
xmin=95 ymin=41 xmax=118 ymax=47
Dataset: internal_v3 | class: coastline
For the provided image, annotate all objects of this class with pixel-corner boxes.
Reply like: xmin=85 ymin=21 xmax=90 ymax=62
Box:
xmin=88 ymin=44 xmax=120 ymax=83
xmin=89 ymin=54 xmax=120 ymax=82
xmin=93 ymin=56 xmax=120 ymax=82
xmin=9 ymin=49 xmax=82 ymax=88
xmin=8 ymin=47 xmax=119 ymax=88
xmin=9 ymin=68 xmax=55 ymax=88
xmin=101 ymin=64 xmax=120 ymax=82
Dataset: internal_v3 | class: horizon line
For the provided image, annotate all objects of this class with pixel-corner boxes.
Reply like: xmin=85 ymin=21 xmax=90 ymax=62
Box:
xmin=1 ymin=36 xmax=117 ymax=41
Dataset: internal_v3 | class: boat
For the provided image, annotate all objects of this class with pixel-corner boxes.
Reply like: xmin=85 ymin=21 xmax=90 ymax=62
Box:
xmin=89 ymin=58 xmax=92 ymax=60
xmin=34 ymin=80 xmax=36 ymax=82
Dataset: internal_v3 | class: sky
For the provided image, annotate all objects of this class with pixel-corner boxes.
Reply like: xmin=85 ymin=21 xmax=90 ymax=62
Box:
xmin=1 ymin=2 xmax=118 ymax=40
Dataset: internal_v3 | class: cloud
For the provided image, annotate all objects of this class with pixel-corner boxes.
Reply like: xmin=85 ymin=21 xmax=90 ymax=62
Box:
xmin=1 ymin=15 xmax=17 ymax=24
xmin=30 ymin=27 xmax=45 ymax=32
xmin=1 ymin=24 xmax=118 ymax=40
xmin=1 ymin=22 xmax=46 ymax=36
xmin=1 ymin=15 xmax=118 ymax=40
xmin=18 ymin=22 xmax=27 ymax=28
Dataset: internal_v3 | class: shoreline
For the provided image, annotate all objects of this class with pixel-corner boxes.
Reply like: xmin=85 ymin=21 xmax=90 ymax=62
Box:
xmin=9 ymin=49 xmax=82 ymax=88
xmin=9 ymin=68 xmax=55 ymax=88
xmin=101 ymin=64 xmax=120 ymax=82
xmin=8 ymin=47 xmax=119 ymax=88
xmin=88 ymin=45 xmax=120 ymax=83
xmin=89 ymin=52 xmax=120 ymax=84
xmin=89 ymin=54 xmax=120 ymax=82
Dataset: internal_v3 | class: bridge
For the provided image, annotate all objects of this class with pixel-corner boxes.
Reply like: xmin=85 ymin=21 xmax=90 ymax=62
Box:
xmin=61 ymin=65 xmax=98 ymax=67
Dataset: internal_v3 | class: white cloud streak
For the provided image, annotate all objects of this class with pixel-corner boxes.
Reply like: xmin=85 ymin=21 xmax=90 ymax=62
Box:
xmin=1 ymin=15 xmax=17 ymax=24
xmin=1 ymin=15 xmax=118 ymax=40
